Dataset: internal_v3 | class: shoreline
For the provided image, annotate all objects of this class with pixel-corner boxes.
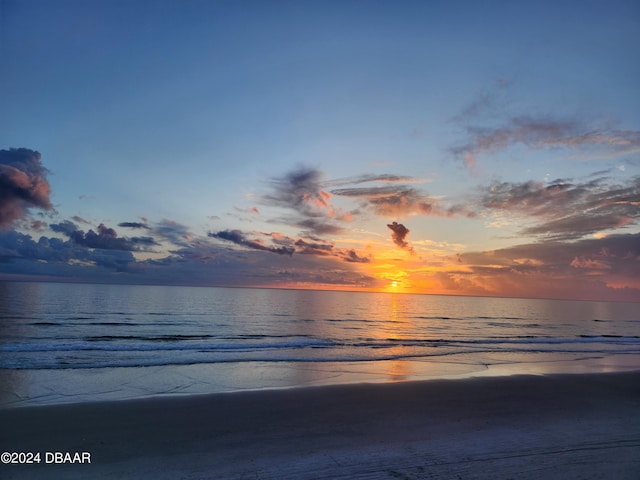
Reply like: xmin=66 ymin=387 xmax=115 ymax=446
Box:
xmin=2 ymin=371 xmax=639 ymax=479
xmin=3 ymin=354 xmax=640 ymax=409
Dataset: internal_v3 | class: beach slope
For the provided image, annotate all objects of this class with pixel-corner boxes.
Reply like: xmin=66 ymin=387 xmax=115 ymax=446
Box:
xmin=1 ymin=372 xmax=639 ymax=479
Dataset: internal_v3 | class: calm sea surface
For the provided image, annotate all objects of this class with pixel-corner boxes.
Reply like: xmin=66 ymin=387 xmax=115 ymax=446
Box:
xmin=1 ymin=281 xmax=639 ymax=406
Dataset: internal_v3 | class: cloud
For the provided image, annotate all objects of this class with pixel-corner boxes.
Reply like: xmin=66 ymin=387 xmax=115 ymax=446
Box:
xmin=294 ymin=218 xmax=345 ymax=235
xmin=452 ymin=116 xmax=640 ymax=170
xmin=341 ymin=249 xmax=371 ymax=263
xmin=261 ymin=167 xmax=351 ymax=235
xmin=480 ymin=175 xmax=640 ymax=239
xmin=0 ymin=230 xmax=136 ymax=272
xmin=255 ymin=167 xmax=467 ymax=231
xmin=72 ymin=215 xmax=91 ymax=225
xmin=50 ymin=220 xmax=78 ymax=236
xmin=465 ymin=234 xmax=639 ymax=273
xmin=294 ymin=238 xmax=334 ymax=256
xmin=51 ymin=221 xmax=159 ymax=251
xmin=153 ymin=219 xmax=192 ymax=247
xmin=118 ymin=221 xmax=150 ymax=229
xmin=333 ymin=185 xmax=438 ymax=217
xmin=28 ymin=220 xmax=48 ymax=231
xmin=0 ymin=148 xmax=53 ymax=229
xmin=209 ymin=229 xmax=295 ymax=256
xmin=387 ymin=221 xmax=414 ymax=253
xmin=452 ymin=77 xmax=513 ymax=123
xmin=447 ymin=233 xmax=640 ymax=301
xmin=570 ymin=256 xmax=611 ymax=270
xmin=522 ymin=214 xmax=633 ymax=239
xmin=0 ymin=227 xmax=379 ymax=289
xmin=209 ymin=228 xmax=372 ymax=264
xmin=150 ymin=239 xmax=376 ymax=288
xmin=295 ymin=238 xmax=371 ymax=263
xmin=329 ymin=173 xmax=426 ymax=186
xmin=330 ymin=174 xmax=471 ymax=219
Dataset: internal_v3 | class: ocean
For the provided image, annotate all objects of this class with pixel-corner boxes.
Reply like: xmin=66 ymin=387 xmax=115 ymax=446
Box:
xmin=1 ymin=281 xmax=639 ymax=407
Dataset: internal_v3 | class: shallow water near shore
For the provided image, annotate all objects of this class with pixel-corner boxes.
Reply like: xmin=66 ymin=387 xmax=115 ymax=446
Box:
xmin=1 ymin=281 xmax=639 ymax=407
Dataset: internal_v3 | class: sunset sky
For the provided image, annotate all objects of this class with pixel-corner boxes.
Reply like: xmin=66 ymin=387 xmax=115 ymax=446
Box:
xmin=1 ymin=0 xmax=639 ymax=301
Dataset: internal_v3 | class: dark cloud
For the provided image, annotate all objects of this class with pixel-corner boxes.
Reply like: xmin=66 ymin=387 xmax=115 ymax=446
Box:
xmin=0 ymin=148 xmax=53 ymax=229
xmin=341 ymin=249 xmax=371 ymax=263
xmin=294 ymin=238 xmax=334 ymax=256
xmin=51 ymin=221 xmax=159 ymax=251
xmin=0 ymin=230 xmax=136 ymax=272
xmin=88 ymin=249 xmax=139 ymax=271
xmin=163 ymin=245 xmax=376 ymax=289
xmin=480 ymin=175 xmax=640 ymax=240
xmin=263 ymin=167 xmax=326 ymax=210
xmin=118 ymin=221 xmax=150 ymax=229
xmin=293 ymin=239 xmax=370 ymax=263
xmin=387 ymin=221 xmax=414 ymax=253
xmin=209 ymin=228 xmax=372 ymax=264
xmin=50 ymin=220 xmax=79 ymax=236
xmin=209 ymin=229 xmax=295 ymax=256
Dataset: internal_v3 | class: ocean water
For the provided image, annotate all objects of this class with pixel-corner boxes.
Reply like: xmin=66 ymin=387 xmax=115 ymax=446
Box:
xmin=1 ymin=281 xmax=639 ymax=407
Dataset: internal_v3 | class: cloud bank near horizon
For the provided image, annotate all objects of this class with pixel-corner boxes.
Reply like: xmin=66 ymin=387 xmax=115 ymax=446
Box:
xmin=0 ymin=149 xmax=638 ymax=301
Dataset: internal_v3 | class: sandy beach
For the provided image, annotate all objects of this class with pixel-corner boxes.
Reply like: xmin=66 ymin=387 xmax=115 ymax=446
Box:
xmin=1 ymin=371 xmax=639 ymax=479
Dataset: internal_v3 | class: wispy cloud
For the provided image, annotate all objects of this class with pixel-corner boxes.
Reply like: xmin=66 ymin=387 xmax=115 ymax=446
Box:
xmin=330 ymin=173 xmax=471 ymax=219
xmin=72 ymin=215 xmax=91 ymax=225
xmin=209 ymin=228 xmax=371 ymax=263
xmin=152 ymin=219 xmax=193 ymax=247
xmin=451 ymin=81 xmax=640 ymax=172
xmin=255 ymin=167 xmax=470 ymax=227
xmin=209 ymin=229 xmax=295 ymax=256
xmin=479 ymin=175 xmax=640 ymax=240
xmin=451 ymin=77 xmax=512 ymax=123
xmin=0 ymin=148 xmax=53 ymax=229
xmin=332 ymin=185 xmax=437 ymax=217
xmin=118 ymin=221 xmax=150 ymax=229
xmin=329 ymin=173 xmax=427 ymax=186
xmin=452 ymin=115 xmax=640 ymax=171
xmin=261 ymin=167 xmax=352 ymax=235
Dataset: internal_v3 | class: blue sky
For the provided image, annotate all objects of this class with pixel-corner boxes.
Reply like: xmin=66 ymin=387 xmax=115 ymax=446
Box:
xmin=1 ymin=0 xmax=639 ymax=301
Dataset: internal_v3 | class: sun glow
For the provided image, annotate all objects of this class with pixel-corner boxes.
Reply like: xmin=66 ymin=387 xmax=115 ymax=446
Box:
xmin=391 ymin=281 xmax=398 ymax=288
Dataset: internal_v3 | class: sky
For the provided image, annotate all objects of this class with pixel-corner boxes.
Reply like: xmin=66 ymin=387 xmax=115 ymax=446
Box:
xmin=1 ymin=0 xmax=639 ymax=301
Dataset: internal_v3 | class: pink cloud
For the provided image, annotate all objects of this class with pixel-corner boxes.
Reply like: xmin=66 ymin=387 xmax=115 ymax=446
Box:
xmin=570 ymin=256 xmax=611 ymax=270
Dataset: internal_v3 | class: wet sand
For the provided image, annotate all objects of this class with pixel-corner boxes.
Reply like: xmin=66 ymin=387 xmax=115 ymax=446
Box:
xmin=1 ymin=372 xmax=639 ymax=479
